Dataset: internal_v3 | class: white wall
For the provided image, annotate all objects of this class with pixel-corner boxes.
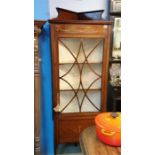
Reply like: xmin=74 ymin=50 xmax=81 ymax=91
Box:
xmin=49 ymin=0 xmax=110 ymax=19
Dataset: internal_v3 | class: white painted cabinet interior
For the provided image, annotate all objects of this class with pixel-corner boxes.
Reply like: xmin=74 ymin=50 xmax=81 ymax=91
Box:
xmin=58 ymin=38 xmax=104 ymax=113
xmin=59 ymin=38 xmax=103 ymax=63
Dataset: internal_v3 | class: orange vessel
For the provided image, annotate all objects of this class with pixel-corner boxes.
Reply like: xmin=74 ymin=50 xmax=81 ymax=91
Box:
xmin=95 ymin=112 xmax=121 ymax=146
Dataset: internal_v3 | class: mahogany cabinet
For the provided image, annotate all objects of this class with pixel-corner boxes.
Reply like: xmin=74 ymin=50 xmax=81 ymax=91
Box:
xmin=49 ymin=9 xmax=113 ymax=144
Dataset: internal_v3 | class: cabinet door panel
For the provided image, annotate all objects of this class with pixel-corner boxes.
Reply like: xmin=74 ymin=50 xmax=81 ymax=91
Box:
xmin=58 ymin=38 xmax=104 ymax=113
xmin=58 ymin=118 xmax=96 ymax=143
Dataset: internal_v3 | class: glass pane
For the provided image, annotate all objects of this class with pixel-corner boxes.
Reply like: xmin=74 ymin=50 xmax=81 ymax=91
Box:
xmin=81 ymin=64 xmax=102 ymax=89
xmin=59 ymin=38 xmax=103 ymax=63
xmin=59 ymin=64 xmax=102 ymax=90
xmin=82 ymin=39 xmax=103 ymax=63
xmin=60 ymin=90 xmax=101 ymax=113
xmin=81 ymin=91 xmax=101 ymax=112
xmin=59 ymin=38 xmax=80 ymax=63
xmin=59 ymin=64 xmax=80 ymax=90
xmin=58 ymin=38 xmax=104 ymax=113
xmin=60 ymin=91 xmax=79 ymax=113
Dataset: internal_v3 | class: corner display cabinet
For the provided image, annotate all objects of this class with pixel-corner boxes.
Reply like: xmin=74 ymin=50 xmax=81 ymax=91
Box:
xmin=49 ymin=8 xmax=113 ymax=144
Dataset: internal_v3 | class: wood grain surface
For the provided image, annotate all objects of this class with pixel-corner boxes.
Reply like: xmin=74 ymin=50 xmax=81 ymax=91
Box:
xmin=79 ymin=126 xmax=121 ymax=155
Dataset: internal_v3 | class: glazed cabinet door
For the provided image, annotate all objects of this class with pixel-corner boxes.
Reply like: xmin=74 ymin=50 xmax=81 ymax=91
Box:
xmin=51 ymin=23 xmax=112 ymax=143
xmin=58 ymin=38 xmax=104 ymax=113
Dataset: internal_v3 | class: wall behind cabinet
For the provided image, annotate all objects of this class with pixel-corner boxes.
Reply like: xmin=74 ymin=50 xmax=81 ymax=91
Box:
xmin=34 ymin=0 xmax=49 ymax=20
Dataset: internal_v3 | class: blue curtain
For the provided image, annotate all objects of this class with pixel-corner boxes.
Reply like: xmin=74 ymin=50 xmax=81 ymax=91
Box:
xmin=39 ymin=22 xmax=54 ymax=155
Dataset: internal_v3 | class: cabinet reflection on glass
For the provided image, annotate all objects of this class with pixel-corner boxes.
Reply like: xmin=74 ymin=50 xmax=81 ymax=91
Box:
xmin=58 ymin=38 xmax=104 ymax=113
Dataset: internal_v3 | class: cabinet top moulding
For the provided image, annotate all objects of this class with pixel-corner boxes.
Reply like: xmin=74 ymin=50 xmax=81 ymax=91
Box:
xmin=49 ymin=19 xmax=113 ymax=25
xmin=48 ymin=8 xmax=113 ymax=25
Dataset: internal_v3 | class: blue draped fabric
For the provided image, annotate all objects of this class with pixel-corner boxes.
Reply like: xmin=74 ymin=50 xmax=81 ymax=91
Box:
xmin=39 ymin=22 xmax=54 ymax=155
xmin=34 ymin=0 xmax=54 ymax=154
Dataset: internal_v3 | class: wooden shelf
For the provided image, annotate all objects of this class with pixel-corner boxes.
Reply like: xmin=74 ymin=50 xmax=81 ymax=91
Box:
xmin=60 ymin=88 xmax=101 ymax=91
xmin=59 ymin=62 xmax=102 ymax=65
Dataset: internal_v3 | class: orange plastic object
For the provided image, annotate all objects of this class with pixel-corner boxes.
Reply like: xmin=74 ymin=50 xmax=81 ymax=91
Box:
xmin=95 ymin=112 xmax=121 ymax=146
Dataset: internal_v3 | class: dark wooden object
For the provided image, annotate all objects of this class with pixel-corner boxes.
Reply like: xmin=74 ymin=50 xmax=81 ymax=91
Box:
xmin=55 ymin=8 xmax=104 ymax=20
xmin=49 ymin=9 xmax=113 ymax=144
xmin=79 ymin=126 xmax=121 ymax=155
xmin=34 ymin=20 xmax=45 ymax=155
